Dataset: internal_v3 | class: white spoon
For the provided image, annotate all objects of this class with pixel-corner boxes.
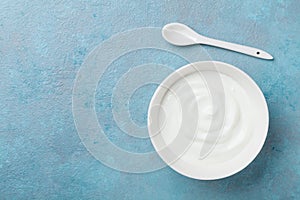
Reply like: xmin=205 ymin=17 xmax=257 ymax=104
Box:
xmin=162 ymin=23 xmax=273 ymax=60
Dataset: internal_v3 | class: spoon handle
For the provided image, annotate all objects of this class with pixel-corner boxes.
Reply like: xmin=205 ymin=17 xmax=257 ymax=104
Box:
xmin=201 ymin=37 xmax=273 ymax=60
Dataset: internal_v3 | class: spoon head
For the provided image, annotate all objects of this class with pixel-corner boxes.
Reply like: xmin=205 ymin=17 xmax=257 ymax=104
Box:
xmin=162 ymin=23 xmax=203 ymax=46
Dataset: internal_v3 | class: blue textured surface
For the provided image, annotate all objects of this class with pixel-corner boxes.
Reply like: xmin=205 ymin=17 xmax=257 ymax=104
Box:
xmin=1 ymin=0 xmax=300 ymax=199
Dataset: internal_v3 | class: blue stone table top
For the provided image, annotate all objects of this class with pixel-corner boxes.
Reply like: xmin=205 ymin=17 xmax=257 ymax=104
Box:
xmin=0 ymin=0 xmax=299 ymax=199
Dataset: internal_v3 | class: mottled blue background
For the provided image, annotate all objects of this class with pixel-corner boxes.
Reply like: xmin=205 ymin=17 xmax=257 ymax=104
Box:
xmin=0 ymin=0 xmax=299 ymax=199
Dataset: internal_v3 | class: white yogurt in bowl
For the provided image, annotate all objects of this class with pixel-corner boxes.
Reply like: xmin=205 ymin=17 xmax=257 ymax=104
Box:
xmin=148 ymin=61 xmax=269 ymax=180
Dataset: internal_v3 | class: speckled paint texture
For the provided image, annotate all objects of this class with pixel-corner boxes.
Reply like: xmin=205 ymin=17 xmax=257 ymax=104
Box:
xmin=0 ymin=0 xmax=299 ymax=199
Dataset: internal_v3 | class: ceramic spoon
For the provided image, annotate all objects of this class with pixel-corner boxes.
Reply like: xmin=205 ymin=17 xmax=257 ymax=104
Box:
xmin=162 ymin=23 xmax=273 ymax=60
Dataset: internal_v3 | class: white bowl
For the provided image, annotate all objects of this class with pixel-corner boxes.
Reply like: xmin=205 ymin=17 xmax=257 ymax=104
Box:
xmin=147 ymin=61 xmax=269 ymax=180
